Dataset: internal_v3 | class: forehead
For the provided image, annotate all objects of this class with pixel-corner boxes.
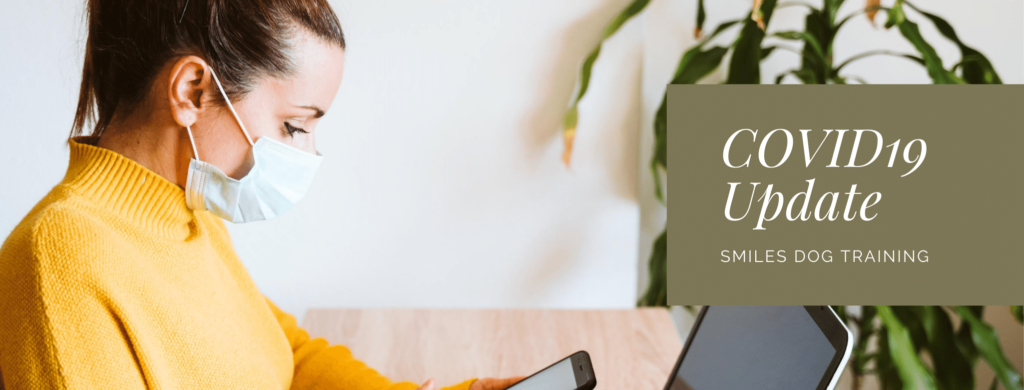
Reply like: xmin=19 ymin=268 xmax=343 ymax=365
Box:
xmin=261 ymin=31 xmax=346 ymax=108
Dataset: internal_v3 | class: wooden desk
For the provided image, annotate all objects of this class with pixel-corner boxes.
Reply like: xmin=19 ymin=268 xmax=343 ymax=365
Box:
xmin=302 ymin=309 xmax=682 ymax=390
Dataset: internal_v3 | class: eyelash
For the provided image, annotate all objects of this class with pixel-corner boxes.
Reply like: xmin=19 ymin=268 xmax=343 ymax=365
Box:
xmin=284 ymin=122 xmax=308 ymax=137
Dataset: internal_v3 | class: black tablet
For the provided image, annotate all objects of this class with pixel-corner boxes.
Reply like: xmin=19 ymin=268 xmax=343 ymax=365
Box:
xmin=663 ymin=306 xmax=853 ymax=390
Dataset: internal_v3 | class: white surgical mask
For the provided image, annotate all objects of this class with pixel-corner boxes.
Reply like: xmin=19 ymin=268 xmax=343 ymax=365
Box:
xmin=184 ymin=68 xmax=323 ymax=223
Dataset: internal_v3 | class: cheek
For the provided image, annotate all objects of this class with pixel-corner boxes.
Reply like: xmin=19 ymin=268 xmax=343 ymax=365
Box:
xmin=237 ymin=104 xmax=286 ymax=144
xmin=198 ymin=113 xmax=257 ymax=179
xmin=235 ymin=100 xmax=316 ymax=154
xmin=289 ymin=130 xmax=317 ymax=154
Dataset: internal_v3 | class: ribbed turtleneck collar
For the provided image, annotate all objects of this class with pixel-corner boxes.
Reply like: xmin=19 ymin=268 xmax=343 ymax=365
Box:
xmin=61 ymin=136 xmax=196 ymax=240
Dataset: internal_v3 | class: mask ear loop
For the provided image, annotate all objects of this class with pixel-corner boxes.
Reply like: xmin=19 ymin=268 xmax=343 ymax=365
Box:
xmin=208 ymin=68 xmax=255 ymax=146
xmin=186 ymin=126 xmax=200 ymax=160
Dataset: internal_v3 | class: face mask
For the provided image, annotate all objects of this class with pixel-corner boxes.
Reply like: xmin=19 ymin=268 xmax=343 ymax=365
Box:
xmin=183 ymin=68 xmax=323 ymax=223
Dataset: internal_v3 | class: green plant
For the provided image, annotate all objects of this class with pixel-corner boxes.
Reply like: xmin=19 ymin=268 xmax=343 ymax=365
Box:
xmin=838 ymin=306 xmax=1023 ymax=390
xmin=560 ymin=0 xmax=1018 ymax=388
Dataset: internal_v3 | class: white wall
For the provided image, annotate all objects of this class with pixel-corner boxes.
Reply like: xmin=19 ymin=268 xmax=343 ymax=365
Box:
xmin=1 ymin=0 xmax=1021 ymax=325
xmin=230 ymin=0 xmax=648 ymax=319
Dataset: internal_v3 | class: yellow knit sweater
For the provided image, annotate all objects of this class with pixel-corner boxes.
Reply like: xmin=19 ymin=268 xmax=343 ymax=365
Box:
xmin=0 ymin=136 xmax=476 ymax=390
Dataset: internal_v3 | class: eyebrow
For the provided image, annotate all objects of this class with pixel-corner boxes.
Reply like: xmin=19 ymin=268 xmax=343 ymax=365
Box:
xmin=298 ymin=105 xmax=325 ymax=119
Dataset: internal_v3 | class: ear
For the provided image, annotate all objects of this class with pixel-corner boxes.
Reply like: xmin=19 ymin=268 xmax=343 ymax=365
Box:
xmin=167 ymin=56 xmax=211 ymax=128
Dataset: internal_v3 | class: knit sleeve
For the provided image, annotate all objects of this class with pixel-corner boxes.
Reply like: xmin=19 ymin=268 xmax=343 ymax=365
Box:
xmin=0 ymin=208 xmax=149 ymax=390
xmin=262 ymin=298 xmax=477 ymax=390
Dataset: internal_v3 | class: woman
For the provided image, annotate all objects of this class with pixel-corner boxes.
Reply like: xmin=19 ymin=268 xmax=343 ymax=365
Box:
xmin=0 ymin=0 xmax=522 ymax=389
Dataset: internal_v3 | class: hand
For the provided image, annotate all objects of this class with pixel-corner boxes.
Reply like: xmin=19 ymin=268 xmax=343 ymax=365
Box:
xmin=468 ymin=376 xmax=527 ymax=390
xmin=415 ymin=378 xmax=438 ymax=390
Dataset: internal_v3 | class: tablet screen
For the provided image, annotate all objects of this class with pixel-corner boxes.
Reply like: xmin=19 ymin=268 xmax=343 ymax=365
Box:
xmin=668 ymin=306 xmax=837 ymax=390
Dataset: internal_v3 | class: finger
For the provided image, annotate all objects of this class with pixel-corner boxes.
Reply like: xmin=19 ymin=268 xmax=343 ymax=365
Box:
xmin=416 ymin=378 xmax=437 ymax=390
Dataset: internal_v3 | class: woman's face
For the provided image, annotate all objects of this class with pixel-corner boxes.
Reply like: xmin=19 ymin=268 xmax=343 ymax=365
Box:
xmin=194 ymin=30 xmax=346 ymax=179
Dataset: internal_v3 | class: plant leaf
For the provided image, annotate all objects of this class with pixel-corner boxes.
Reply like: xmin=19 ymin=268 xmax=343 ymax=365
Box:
xmin=695 ymin=0 xmax=706 ymax=38
xmin=752 ymin=0 xmax=766 ymax=30
xmin=637 ymin=228 xmax=667 ymax=306
xmin=655 ymin=46 xmax=730 ymax=181
xmin=728 ymin=21 xmax=765 ymax=84
xmin=875 ymin=325 xmax=905 ymax=390
xmin=649 ymin=43 xmax=729 ymax=202
xmin=673 ymin=46 xmax=731 ymax=85
xmin=1012 ymin=306 xmax=1023 ymax=324
xmin=852 ymin=306 xmax=878 ymax=374
xmin=884 ymin=0 xmax=905 ymax=29
xmin=877 ymin=306 xmax=939 ymax=390
xmin=561 ymin=0 xmax=650 ymax=167
xmin=824 ymin=0 xmax=845 ymax=22
xmin=773 ymin=31 xmax=827 ymax=64
xmin=800 ymin=9 xmax=832 ymax=83
xmin=903 ymin=1 xmax=1002 ymax=84
xmin=919 ymin=306 xmax=974 ymax=390
xmin=727 ymin=0 xmax=777 ymax=83
xmin=955 ymin=306 xmax=983 ymax=366
xmin=651 ymin=94 xmax=668 ymax=203
xmin=891 ymin=306 xmax=928 ymax=353
xmin=955 ymin=306 xmax=1023 ymax=389
xmin=832 ymin=50 xmax=924 ymax=77
xmin=776 ymin=1 xmax=816 ymax=10
xmin=648 ymin=18 xmax=743 ymax=202
xmin=775 ymin=68 xmax=816 ymax=84
xmin=885 ymin=0 xmax=963 ymax=84
xmin=865 ymin=0 xmax=881 ymax=25
xmin=702 ymin=20 xmax=743 ymax=43
xmin=836 ymin=5 xmax=890 ymax=32
xmin=952 ymin=54 xmax=985 ymax=72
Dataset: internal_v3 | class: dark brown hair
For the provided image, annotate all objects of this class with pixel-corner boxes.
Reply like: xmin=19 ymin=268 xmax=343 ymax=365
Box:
xmin=71 ymin=0 xmax=346 ymax=138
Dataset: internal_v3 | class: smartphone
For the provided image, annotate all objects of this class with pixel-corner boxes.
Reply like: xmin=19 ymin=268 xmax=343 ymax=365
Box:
xmin=506 ymin=350 xmax=596 ymax=390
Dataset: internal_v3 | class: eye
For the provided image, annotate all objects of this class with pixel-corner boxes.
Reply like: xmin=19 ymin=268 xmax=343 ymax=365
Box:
xmin=284 ymin=122 xmax=308 ymax=137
